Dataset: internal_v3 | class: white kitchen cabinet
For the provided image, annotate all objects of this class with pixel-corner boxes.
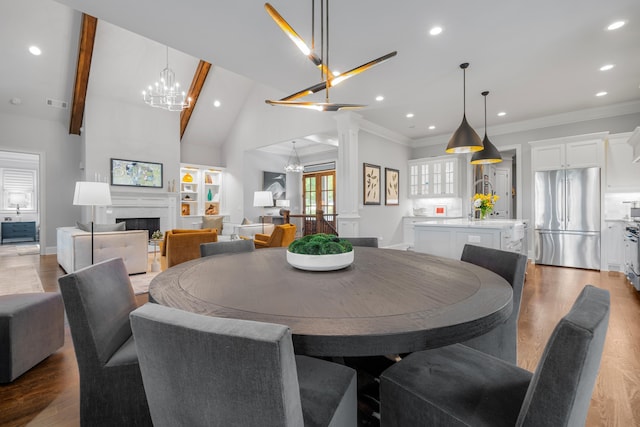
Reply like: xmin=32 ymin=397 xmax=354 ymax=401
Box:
xmin=413 ymin=219 xmax=526 ymax=259
xmin=605 ymin=133 xmax=640 ymax=192
xmin=409 ymin=156 xmax=459 ymax=198
xmin=530 ymin=133 xmax=606 ymax=171
xmin=603 ymin=220 xmax=625 ymax=272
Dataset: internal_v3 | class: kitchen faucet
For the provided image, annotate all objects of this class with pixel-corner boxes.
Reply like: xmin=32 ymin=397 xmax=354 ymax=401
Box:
xmin=472 ymin=178 xmax=494 ymax=196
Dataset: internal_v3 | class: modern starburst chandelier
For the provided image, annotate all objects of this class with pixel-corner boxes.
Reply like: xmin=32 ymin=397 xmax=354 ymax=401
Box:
xmin=142 ymin=46 xmax=191 ymax=112
xmin=284 ymin=141 xmax=305 ymax=172
xmin=265 ymin=0 xmax=397 ymax=111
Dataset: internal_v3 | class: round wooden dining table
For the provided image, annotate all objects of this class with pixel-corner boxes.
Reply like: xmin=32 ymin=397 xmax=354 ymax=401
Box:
xmin=149 ymin=247 xmax=513 ymax=357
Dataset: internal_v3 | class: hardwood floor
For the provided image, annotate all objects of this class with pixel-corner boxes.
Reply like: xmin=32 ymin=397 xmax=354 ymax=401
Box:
xmin=1 ymin=253 xmax=639 ymax=426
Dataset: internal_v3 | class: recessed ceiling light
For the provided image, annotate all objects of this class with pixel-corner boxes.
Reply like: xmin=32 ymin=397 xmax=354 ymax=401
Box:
xmin=28 ymin=46 xmax=41 ymax=56
xmin=607 ymin=21 xmax=625 ymax=31
xmin=406 ymin=113 xmax=414 ymax=118
xmin=600 ymin=64 xmax=615 ymax=71
xmin=375 ymin=95 xmax=384 ymax=102
xmin=428 ymin=125 xmax=436 ymax=130
xmin=213 ymin=100 xmax=221 ymax=107
xmin=596 ymin=91 xmax=608 ymax=97
xmin=497 ymin=112 xmax=506 ymax=117
xmin=429 ymin=26 xmax=443 ymax=36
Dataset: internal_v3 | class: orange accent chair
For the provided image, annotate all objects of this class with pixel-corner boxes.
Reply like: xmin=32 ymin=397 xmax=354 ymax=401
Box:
xmin=254 ymin=224 xmax=297 ymax=249
xmin=162 ymin=228 xmax=218 ymax=267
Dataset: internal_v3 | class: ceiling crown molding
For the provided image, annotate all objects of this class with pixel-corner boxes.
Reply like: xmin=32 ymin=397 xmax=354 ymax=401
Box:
xmin=412 ymin=100 xmax=640 ymax=148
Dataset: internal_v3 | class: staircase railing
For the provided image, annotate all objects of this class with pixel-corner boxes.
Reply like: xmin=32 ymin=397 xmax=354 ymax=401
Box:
xmin=286 ymin=209 xmax=338 ymax=236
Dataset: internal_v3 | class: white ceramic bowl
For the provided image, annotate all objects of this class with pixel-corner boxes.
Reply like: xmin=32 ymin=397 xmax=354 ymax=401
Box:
xmin=286 ymin=250 xmax=354 ymax=271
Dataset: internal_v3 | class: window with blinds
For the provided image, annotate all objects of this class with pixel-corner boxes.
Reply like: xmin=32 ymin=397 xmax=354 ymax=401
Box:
xmin=2 ymin=168 xmax=37 ymax=212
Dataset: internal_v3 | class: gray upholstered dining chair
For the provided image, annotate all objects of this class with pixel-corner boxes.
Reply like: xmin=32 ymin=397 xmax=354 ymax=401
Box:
xmin=58 ymin=257 xmax=152 ymax=427
xmin=130 ymin=303 xmax=357 ymax=427
xmin=200 ymin=238 xmax=255 ymax=257
xmin=459 ymin=244 xmax=528 ymax=363
xmin=343 ymin=237 xmax=379 ymax=248
xmin=380 ymin=285 xmax=610 ymax=427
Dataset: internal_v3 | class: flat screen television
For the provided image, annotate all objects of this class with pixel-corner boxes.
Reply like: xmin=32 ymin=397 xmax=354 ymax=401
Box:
xmin=110 ymin=158 xmax=163 ymax=188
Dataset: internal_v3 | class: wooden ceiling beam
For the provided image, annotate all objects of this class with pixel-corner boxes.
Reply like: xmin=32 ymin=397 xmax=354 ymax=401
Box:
xmin=69 ymin=14 xmax=97 ymax=136
xmin=180 ymin=60 xmax=212 ymax=140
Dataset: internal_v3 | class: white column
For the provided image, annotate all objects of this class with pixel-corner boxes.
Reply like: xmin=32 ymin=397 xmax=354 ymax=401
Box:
xmin=335 ymin=112 xmax=361 ymax=237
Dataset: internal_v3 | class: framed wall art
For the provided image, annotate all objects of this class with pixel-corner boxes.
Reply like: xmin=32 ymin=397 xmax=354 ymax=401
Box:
xmin=363 ymin=163 xmax=381 ymax=205
xmin=111 ymin=158 xmax=163 ymax=188
xmin=385 ymin=167 xmax=399 ymax=205
xmin=263 ymin=171 xmax=287 ymax=201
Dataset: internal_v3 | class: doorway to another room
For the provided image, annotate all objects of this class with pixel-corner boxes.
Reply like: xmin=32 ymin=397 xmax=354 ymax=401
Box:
xmin=0 ymin=150 xmax=41 ymax=255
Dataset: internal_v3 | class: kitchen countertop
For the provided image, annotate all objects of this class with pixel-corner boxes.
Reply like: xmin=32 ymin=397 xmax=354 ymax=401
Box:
xmin=414 ymin=218 xmax=527 ymax=230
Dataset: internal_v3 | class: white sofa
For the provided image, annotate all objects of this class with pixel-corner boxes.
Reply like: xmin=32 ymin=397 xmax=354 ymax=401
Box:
xmin=57 ymin=227 xmax=148 ymax=274
xmin=233 ymin=223 xmax=275 ymax=238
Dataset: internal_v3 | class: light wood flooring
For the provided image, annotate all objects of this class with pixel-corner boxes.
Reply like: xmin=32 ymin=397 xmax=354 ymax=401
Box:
xmin=0 ymin=252 xmax=638 ymax=426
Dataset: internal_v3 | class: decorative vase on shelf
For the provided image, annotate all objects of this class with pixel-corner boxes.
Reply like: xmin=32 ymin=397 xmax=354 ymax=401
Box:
xmin=207 ymin=188 xmax=212 ymax=201
xmin=182 ymin=173 xmax=193 ymax=183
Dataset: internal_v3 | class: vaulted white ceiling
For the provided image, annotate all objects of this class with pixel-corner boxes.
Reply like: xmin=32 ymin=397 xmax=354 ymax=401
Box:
xmin=2 ymin=0 xmax=640 ymax=151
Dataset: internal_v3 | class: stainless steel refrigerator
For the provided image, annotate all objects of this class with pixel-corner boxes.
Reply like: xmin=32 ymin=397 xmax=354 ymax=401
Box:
xmin=534 ymin=167 xmax=601 ymax=270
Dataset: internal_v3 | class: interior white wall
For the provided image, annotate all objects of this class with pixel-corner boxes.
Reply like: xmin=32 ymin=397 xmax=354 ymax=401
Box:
xmin=358 ymin=131 xmax=411 ymax=247
xmin=0 ymin=112 xmax=82 ymax=253
xmin=82 ymin=95 xmax=181 ymax=197
xmin=221 ymin=82 xmax=338 ymax=223
xmin=243 ymin=150 xmax=292 ymax=222
xmin=180 ymin=142 xmax=222 ymax=167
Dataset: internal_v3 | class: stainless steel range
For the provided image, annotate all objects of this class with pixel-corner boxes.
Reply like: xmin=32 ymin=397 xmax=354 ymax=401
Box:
xmin=624 ymin=221 xmax=640 ymax=291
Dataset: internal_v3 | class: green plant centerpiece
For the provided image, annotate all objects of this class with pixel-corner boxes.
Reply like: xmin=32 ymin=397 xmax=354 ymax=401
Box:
xmin=286 ymin=233 xmax=354 ymax=271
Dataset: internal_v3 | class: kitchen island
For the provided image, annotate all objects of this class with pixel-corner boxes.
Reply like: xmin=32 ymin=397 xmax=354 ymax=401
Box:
xmin=414 ymin=218 xmax=528 ymax=259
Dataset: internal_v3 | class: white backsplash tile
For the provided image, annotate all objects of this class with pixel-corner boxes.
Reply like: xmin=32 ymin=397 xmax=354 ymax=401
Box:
xmin=411 ymin=198 xmax=463 ymax=217
xmin=604 ymin=192 xmax=640 ymax=219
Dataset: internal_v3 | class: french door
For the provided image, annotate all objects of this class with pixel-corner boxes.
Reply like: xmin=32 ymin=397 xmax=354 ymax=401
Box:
xmin=303 ymin=171 xmax=335 ymax=215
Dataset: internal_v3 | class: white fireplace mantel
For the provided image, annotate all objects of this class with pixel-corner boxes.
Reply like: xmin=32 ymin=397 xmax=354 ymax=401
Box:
xmin=94 ymin=190 xmax=178 ymax=232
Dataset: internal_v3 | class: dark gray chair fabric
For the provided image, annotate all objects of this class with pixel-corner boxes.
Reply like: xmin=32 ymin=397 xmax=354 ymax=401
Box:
xmin=343 ymin=237 xmax=379 ymax=248
xmin=0 ymin=292 xmax=64 ymax=382
xmin=130 ymin=303 xmax=357 ymax=427
xmin=200 ymin=238 xmax=255 ymax=257
xmin=380 ymin=285 xmax=610 ymax=427
xmin=460 ymin=244 xmax=528 ymax=363
xmin=58 ymin=257 xmax=151 ymax=426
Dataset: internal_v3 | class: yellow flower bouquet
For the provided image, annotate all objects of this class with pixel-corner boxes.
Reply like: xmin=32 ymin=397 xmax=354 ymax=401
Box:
xmin=473 ymin=193 xmax=499 ymax=219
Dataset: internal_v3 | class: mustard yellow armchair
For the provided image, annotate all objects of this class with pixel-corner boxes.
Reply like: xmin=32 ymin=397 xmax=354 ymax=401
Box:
xmin=254 ymin=224 xmax=297 ymax=249
xmin=163 ymin=228 xmax=218 ymax=267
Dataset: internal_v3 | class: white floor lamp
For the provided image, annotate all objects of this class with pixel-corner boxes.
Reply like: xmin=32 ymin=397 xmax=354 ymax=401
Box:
xmin=73 ymin=181 xmax=112 ymax=264
xmin=253 ymin=191 xmax=273 ymax=234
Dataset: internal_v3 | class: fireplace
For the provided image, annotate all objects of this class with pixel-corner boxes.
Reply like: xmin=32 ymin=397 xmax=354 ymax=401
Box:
xmin=96 ymin=191 xmax=178 ymax=234
xmin=116 ymin=217 xmax=160 ymax=239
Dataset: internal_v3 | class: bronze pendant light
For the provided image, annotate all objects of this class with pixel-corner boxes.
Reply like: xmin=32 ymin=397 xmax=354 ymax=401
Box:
xmin=446 ymin=63 xmax=483 ymax=153
xmin=471 ymin=91 xmax=503 ymax=164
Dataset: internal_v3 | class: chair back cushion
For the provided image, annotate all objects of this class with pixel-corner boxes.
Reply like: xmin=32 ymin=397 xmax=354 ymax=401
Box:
xmin=278 ymin=224 xmax=297 ymax=247
xmin=460 ymin=244 xmax=528 ymax=363
xmin=344 ymin=237 xmax=379 ymax=248
xmin=516 ymin=285 xmax=610 ymax=427
xmin=200 ymin=239 xmax=255 ymax=257
xmin=130 ymin=303 xmax=304 ymax=427
xmin=58 ymin=257 xmax=137 ymax=367
xmin=166 ymin=229 xmax=218 ymax=267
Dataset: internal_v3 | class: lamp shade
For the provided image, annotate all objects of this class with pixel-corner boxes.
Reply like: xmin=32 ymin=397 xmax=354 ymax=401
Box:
xmin=446 ymin=115 xmax=483 ymax=153
xmin=470 ymin=91 xmax=502 ymax=164
xmin=73 ymin=181 xmax=112 ymax=206
xmin=253 ymin=191 xmax=273 ymax=207
xmin=446 ymin=63 xmax=483 ymax=154
xmin=471 ymin=135 xmax=503 ymax=164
